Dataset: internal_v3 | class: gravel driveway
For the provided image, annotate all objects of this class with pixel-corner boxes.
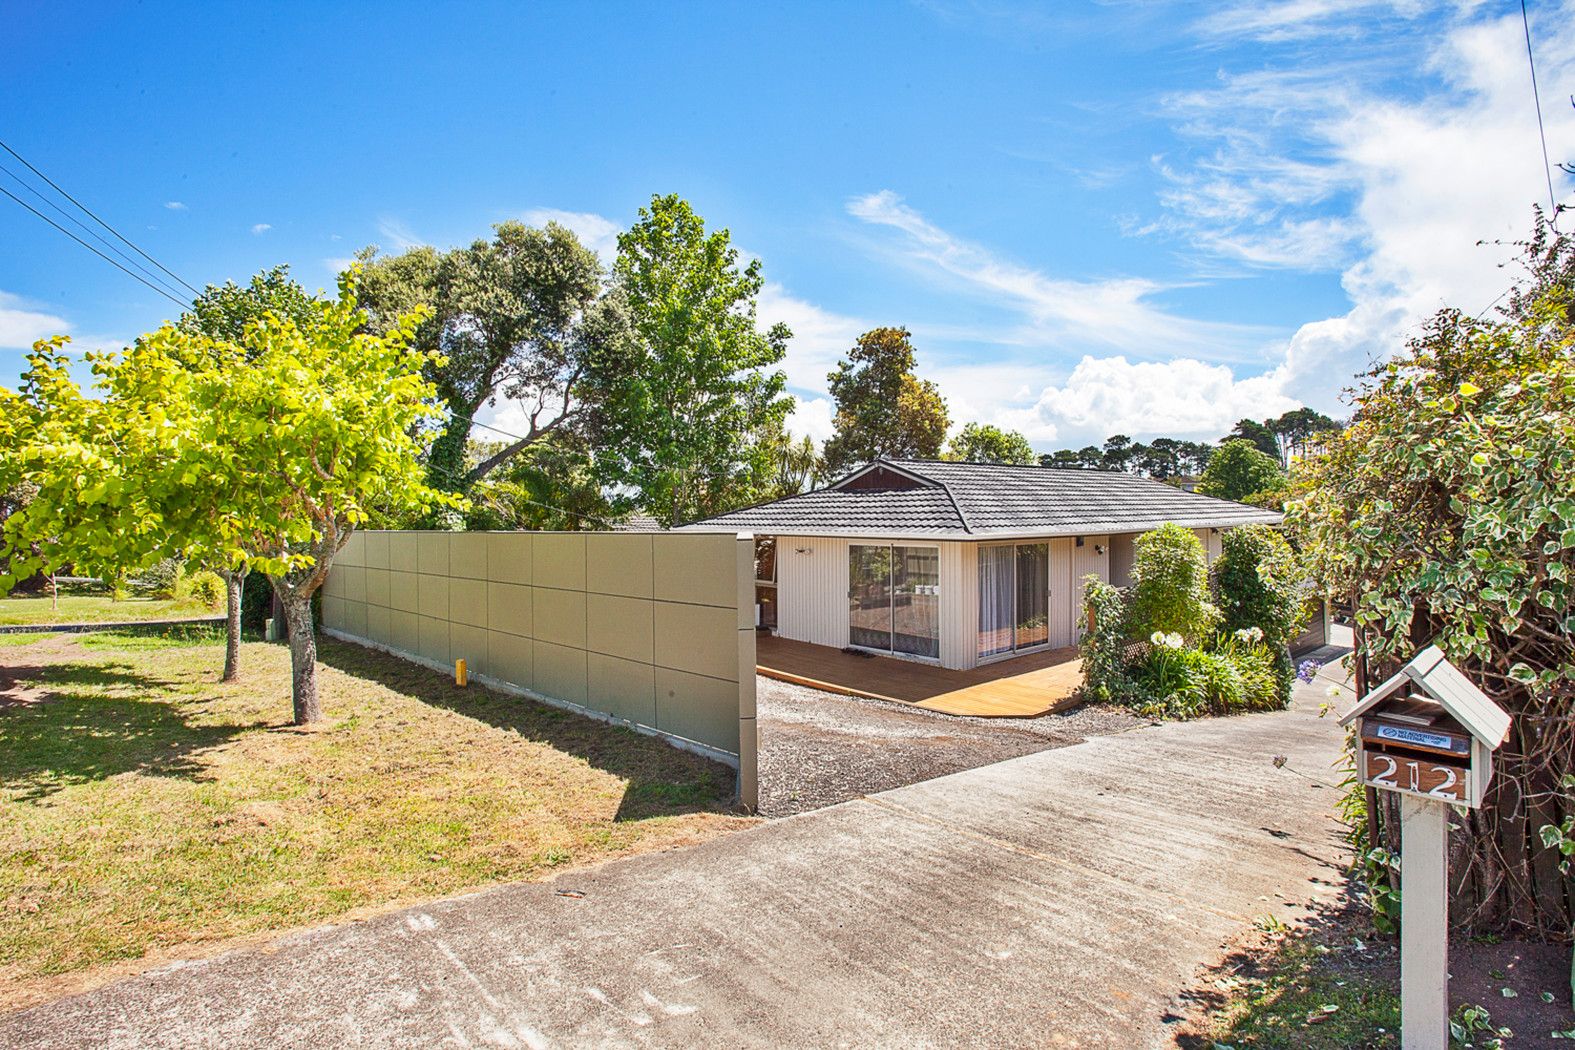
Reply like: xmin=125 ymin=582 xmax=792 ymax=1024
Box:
xmin=756 ymin=675 xmax=1145 ymax=816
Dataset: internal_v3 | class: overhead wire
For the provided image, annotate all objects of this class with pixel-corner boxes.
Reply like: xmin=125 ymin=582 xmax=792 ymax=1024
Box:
xmin=0 ymin=159 xmax=193 ymax=304
xmin=0 ymin=183 xmax=191 ymax=310
xmin=0 ymin=137 xmax=204 ymax=297
xmin=1520 ymin=0 xmax=1561 ymax=224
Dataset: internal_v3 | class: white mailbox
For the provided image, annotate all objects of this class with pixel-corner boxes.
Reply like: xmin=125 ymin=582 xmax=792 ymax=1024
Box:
xmin=1339 ymin=644 xmax=1512 ymax=1050
xmin=1339 ymin=644 xmax=1511 ymax=808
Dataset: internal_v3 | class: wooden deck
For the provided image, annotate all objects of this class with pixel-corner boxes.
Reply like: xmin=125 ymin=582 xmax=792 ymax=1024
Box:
xmin=756 ymin=634 xmax=1083 ymax=718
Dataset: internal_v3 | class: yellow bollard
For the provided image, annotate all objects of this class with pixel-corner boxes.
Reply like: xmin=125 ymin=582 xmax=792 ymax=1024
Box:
xmin=455 ymin=658 xmax=468 ymax=687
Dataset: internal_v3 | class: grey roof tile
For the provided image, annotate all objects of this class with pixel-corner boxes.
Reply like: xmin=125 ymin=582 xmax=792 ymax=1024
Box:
xmin=682 ymin=457 xmax=1281 ymax=536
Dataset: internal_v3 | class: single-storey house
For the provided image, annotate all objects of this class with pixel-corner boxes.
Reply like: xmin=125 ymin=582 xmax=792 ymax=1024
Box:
xmin=680 ymin=457 xmax=1281 ymax=672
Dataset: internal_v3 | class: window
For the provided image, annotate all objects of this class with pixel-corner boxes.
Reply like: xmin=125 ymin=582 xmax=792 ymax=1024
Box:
xmin=978 ymin=542 xmax=1049 ymax=658
xmin=849 ymin=544 xmax=940 ymax=659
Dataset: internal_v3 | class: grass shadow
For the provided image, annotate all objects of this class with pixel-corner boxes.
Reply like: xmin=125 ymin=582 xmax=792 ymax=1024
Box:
xmin=0 ymin=659 xmax=251 ymax=803
xmin=315 ymin=638 xmax=739 ymax=821
xmin=1173 ymin=880 xmax=1402 ymax=1048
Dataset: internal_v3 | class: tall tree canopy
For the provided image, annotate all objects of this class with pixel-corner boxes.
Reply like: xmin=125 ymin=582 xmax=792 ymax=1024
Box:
xmin=585 ymin=194 xmax=792 ymax=526
xmin=821 ymin=326 xmax=949 ymax=472
xmin=1195 ymin=439 xmax=1286 ymax=503
xmin=178 ymin=265 xmax=325 ymax=679
xmin=356 ymin=220 xmax=604 ymax=497
xmin=946 ymin=422 xmax=1036 ymax=465
xmin=1223 ymin=417 xmax=1281 ymax=459
xmin=1290 ymin=216 xmax=1575 ymax=937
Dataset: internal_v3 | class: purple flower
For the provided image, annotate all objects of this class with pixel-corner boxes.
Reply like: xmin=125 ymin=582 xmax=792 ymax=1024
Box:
xmin=1296 ymin=659 xmax=1322 ymax=683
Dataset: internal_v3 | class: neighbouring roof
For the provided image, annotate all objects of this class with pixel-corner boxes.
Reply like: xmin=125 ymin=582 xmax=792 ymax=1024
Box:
xmin=679 ymin=457 xmax=1282 ymax=539
xmin=612 ymin=513 xmax=664 ymax=533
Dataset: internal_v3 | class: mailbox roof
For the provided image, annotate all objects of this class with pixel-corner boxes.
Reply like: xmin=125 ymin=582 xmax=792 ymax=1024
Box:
xmin=1339 ymin=645 xmax=1511 ymax=746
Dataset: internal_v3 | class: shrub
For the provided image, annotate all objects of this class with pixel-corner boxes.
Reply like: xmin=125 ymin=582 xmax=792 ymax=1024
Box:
xmin=1128 ymin=523 xmax=1218 ymax=643
xmin=186 ymin=570 xmax=225 ymax=609
xmin=1079 ymin=577 xmax=1134 ymax=703
xmin=1212 ymin=524 xmax=1308 ymax=650
xmin=1133 ymin=642 xmax=1244 ymax=719
xmin=135 ymin=557 xmax=184 ymax=599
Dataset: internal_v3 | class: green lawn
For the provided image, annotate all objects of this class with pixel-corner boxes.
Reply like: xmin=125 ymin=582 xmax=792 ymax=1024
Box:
xmin=0 ymin=632 xmax=752 ymax=1008
xmin=0 ymin=594 xmax=218 ymax=627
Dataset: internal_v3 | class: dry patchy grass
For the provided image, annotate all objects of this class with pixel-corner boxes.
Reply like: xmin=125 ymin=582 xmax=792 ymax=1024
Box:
xmin=0 ymin=632 xmax=754 ymax=1007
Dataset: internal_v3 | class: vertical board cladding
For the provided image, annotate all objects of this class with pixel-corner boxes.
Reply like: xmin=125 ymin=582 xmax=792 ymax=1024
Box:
xmin=775 ymin=535 xmax=851 ymax=650
xmin=1049 ymin=537 xmax=1078 ymax=649
xmin=322 ymin=531 xmax=755 ymax=787
xmin=1193 ymin=527 xmax=1224 ymax=563
xmin=1108 ymin=532 xmax=1138 ymax=590
xmin=943 ymin=541 xmax=976 ymax=670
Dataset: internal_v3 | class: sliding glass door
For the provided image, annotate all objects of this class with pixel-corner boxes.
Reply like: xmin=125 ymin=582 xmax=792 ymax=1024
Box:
xmin=849 ymin=544 xmax=940 ymax=659
xmin=978 ymin=542 xmax=1050 ymax=658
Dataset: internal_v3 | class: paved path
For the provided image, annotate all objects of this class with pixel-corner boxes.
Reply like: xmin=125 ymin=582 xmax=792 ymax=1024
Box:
xmin=2 ymin=668 xmax=1349 ymax=1049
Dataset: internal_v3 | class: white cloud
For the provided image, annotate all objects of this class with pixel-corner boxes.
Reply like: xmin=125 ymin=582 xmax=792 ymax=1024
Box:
xmin=1152 ymin=3 xmax=1575 ymax=412
xmin=756 ymin=282 xmax=867 ymax=395
xmin=1194 ymin=0 xmax=1431 ymax=42
xmin=1021 ymin=355 xmax=1300 ymax=447
xmin=250 ymin=223 xmax=272 ymax=236
xmin=164 ymin=200 xmax=187 ymax=211
xmin=847 ymin=190 xmax=1277 ymax=363
xmin=0 ymin=291 xmax=69 ymax=349
xmin=519 ymin=208 xmax=623 ymax=267
xmin=323 ymin=256 xmax=359 ymax=277
xmin=374 ymin=218 xmax=425 ymax=251
xmin=787 ymin=395 xmax=836 ymax=444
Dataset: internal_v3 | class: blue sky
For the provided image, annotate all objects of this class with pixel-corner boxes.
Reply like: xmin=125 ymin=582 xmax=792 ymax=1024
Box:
xmin=2 ymin=0 xmax=1571 ymax=449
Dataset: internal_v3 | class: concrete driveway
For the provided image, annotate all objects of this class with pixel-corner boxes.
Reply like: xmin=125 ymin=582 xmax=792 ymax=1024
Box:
xmin=1 ymin=661 xmax=1350 ymax=1049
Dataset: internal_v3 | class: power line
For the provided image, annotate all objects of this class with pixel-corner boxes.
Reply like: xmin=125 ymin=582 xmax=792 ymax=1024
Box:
xmin=0 ymin=137 xmax=204 ymax=298
xmin=1521 ymin=0 xmax=1560 ymax=220
xmin=0 ymin=159 xmax=193 ymax=304
xmin=0 ymin=184 xmax=191 ymax=310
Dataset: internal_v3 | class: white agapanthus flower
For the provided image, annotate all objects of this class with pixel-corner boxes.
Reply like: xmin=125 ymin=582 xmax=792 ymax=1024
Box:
xmin=1234 ymin=626 xmax=1264 ymax=644
xmin=1150 ymin=631 xmax=1184 ymax=649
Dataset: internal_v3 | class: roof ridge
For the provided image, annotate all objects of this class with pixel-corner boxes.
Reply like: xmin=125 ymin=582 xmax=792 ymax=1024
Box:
xmin=906 ymin=462 xmax=974 ymax=534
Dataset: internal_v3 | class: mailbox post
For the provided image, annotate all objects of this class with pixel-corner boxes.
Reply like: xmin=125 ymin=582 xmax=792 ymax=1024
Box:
xmin=1340 ymin=645 xmax=1511 ymax=1050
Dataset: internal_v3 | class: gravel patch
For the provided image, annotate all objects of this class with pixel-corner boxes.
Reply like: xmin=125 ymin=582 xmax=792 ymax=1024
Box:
xmin=757 ymin=675 xmax=1148 ymax=817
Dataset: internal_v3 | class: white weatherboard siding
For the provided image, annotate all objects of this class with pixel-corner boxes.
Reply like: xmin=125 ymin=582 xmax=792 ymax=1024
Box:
xmin=1194 ymin=527 xmax=1224 ymax=563
xmin=938 ymin=541 xmax=971 ymax=670
xmin=1109 ymin=532 xmax=1137 ymax=589
xmin=774 ymin=536 xmax=972 ymax=669
xmin=1049 ymin=537 xmax=1079 ymax=650
xmin=777 ymin=535 xmax=851 ymax=650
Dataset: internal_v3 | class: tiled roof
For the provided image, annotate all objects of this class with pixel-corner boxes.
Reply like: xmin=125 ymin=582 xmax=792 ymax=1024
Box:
xmin=681 ymin=458 xmax=1281 ymax=537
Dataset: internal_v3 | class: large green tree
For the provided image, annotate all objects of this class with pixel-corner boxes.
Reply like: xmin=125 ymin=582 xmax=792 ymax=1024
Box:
xmin=1223 ymin=417 xmax=1282 ymax=459
xmin=1196 ymin=439 xmax=1286 ymax=503
xmin=178 ymin=266 xmax=325 ymax=680
xmin=946 ymin=422 xmax=1035 ymax=465
xmin=132 ymin=271 xmax=446 ymax=722
xmin=357 ymin=220 xmax=604 ymax=498
xmin=586 ymin=194 xmax=792 ymax=526
xmin=1290 ymin=217 xmax=1575 ymax=937
xmin=821 ymin=326 xmax=949 ymax=473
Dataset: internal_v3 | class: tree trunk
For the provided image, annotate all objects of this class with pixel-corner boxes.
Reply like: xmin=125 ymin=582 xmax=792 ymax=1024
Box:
xmin=221 ymin=568 xmax=245 ymax=683
xmin=278 ymin=591 xmax=321 ymax=725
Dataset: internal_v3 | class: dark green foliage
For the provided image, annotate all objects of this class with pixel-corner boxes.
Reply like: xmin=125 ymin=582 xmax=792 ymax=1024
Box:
xmin=357 ymin=220 xmax=604 ymax=497
xmin=1128 ymin=523 xmax=1218 ymax=643
xmin=1197 ymin=439 xmax=1287 ymax=503
xmin=1078 ymin=578 xmax=1134 ymax=703
xmin=822 ymin=327 xmax=950 ymax=472
xmin=1225 ymin=417 xmax=1282 ymax=459
xmin=1212 ymin=524 xmax=1309 ymax=649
